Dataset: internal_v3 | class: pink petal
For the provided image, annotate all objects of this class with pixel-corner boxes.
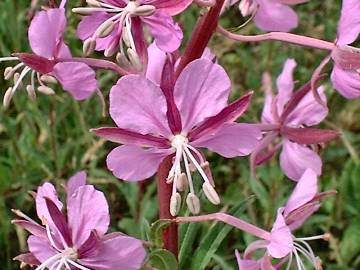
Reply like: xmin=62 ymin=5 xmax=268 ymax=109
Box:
xmin=268 ymin=209 xmax=293 ymax=258
xmin=280 ymin=139 xmax=322 ymax=181
xmin=281 ymin=127 xmax=338 ymax=145
xmin=67 ymin=185 xmax=110 ymax=247
xmin=286 ymin=86 xmax=328 ymax=126
xmin=109 ymin=75 xmax=171 ymax=137
xmin=28 ymin=236 xmax=58 ymax=264
xmin=261 ymin=82 xmax=276 ymax=124
xmin=235 ymin=250 xmax=260 ymax=270
xmin=254 ymin=0 xmax=298 ymax=32
xmin=107 ymin=145 xmax=172 ymax=181
xmin=192 ymin=123 xmax=261 ymax=158
xmin=92 ymin=127 xmax=170 ymax=148
xmin=14 ymin=253 xmax=40 ymax=266
xmin=337 ymin=0 xmax=360 ymax=46
xmin=80 ymin=234 xmax=146 ymax=270
xmin=28 ymin=8 xmax=67 ymax=59
xmin=284 ymin=169 xmax=318 ymax=216
xmin=146 ymin=42 xmax=167 ymax=85
xmin=142 ymin=0 xmax=193 ymax=16
xmin=12 ymin=220 xmax=47 ymax=238
xmin=276 ymin=59 xmax=297 ymax=115
xmin=36 ymin=183 xmax=63 ymax=223
xmin=67 ymin=171 xmax=87 ymax=197
xmin=174 ymin=59 xmax=231 ymax=133
xmin=53 ymin=62 xmax=98 ymax=100
xmin=141 ymin=12 xmax=183 ymax=52
xmin=331 ymin=65 xmax=360 ymax=99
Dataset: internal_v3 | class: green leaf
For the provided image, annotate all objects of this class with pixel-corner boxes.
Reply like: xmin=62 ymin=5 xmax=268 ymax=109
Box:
xmin=149 ymin=249 xmax=179 ymax=270
xmin=149 ymin=219 xmax=173 ymax=248
xmin=179 ymin=222 xmax=201 ymax=269
xmin=340 ymin=218 xmax=360 ymax=265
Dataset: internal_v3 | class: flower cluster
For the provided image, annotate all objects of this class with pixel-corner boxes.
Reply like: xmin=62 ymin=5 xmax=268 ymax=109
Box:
xmin=2 ymin=0 xmax=357 ymax=269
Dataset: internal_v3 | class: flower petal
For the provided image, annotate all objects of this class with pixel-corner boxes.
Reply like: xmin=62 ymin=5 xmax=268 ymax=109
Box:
xmin=280 ymin=139 xmax=322 ymax=181
xmin=28 ymin=236 xmax=57 ymax=264
xmin=235 ymin=250 xmax=260 ymax=270
xmin=142 ymin=12 xmax=183 ymax=52
xmin=337 ymin=0 xmax=360 ymax=46
xmin=67 ymin=171 xmax=87 ymax=198
xmin=107 ymin=145 xmax=172 ymax=181
xmin=36 ymin=183 xmax=63 ymax=223
xmin=174 ymin=59 xmax=231 ymax=133
xmin=331 ymin=65 xmax=360 ymax=99
xmin=80 ymin=234 xmax=146 ymax=270
xmin=254 ymin=0 xmax=298 ymax=32
xmin=276 ymin=59 xmax=297 ymax=115
xmin=192 ymin=123 xmax=261 ymax=158
xmin=28 ymin=8 xmax=66 ymax=58
xmin=142 ymin=0 xmax=193 ymax=16
xmin=53 ymin=62 xmax=98 ymax=100
xmin=268 ymin=209 xmax=293 ymax=258
xmin=67 ymin=185 xmax=110 ymax=247
xmin=110 ymin=75 xmax=171 ymax=136
xmin=146 ymin=42 xmax=167 ymax=85
xmin=284 ymin=169 xmax=318 ymax=216
xmin=14 ymin=253 xmax=40 ymax=267
xmin=12 ymin=220 xmax=47 ymax=238
xmin=286 ymin=86 xmax=328 ymax=126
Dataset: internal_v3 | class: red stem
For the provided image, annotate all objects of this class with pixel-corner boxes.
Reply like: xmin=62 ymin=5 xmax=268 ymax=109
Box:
xmin=157 ymin=156 xmax=178 ymax=257
xmin=175 ymin=0 xmax=225 ymax=78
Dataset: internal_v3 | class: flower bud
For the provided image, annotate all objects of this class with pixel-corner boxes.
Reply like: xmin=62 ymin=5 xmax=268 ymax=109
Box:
xmin=186 ymin=193 xmax=200 ymax=214
xmin=83 ymin=38 xmax=96 ymax=56
xmin=4 ymin=67 xmax=14 ymax=80
xmin=95 ymin=20 xmax=115 ymax=38
xmin=176 ymin=173 xmax=188 ymax=192
xmin=202 ymin=182 xmax=220 ymax=205
xmin=37 ymin=86 xmax=55 ymax=95
xmin=40 ymin=75 xmax=58 ymax=84
xmin=3 ymin=87 xmax=13 ymax=109
xmin=134 ymin=5 xmax=156 ymax=16
xmin=26 ymin=85 xmax=36 ymax=101
xmin=170 ymin=192 xmax=181 ymax=216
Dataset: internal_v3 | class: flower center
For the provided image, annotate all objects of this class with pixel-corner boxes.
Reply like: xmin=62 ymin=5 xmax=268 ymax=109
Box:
xmin=167 ymin=134 xmax=220 ymax=217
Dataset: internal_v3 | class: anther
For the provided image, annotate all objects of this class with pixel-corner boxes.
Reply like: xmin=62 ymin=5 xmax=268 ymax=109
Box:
xmin=95 ymin=20 xmax=115 ymax=38
xmin=186 ymin=193 xmax=200 ymax=214
xmin=176 ymin=173 xmax=188 ymax=192
xmin=4 ymin=67 xmax=14 ymax=80
xmin=83 ymin=38 xmax=96 ymax=56
xmin=86 ymin=0 xmax=101 ymax=7
xmin=202 ymin=182 xmax=220 ymax=205
xmin=239 ymin=0 xmax=257 ymax=17
xmin=104 ymin=43 xmax=118 ymax=57
xmin=134 ymin=5 xmax=156 ymax=16
xmin=38 ymin=86 xmax=55 ymax=95
xmin=127 ymin=48 xmax=143 ymax=71
xmin=40 ymin=75 xmax=58 ymax=84
xmin=3 ymin=87 xmax=13 ymax=109
xmin=26 ymin=85 xmax=36 ymax=101
xmin=13 ymin=73 xmax=23 ymax=88
xmin=170 ymin=192 xmax=181 ymax=216
xmin=72 ymin=7 xmax=98 ymax=15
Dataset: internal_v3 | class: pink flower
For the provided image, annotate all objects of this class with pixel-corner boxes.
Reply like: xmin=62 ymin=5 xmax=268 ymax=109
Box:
xmin=227 ymin=0 xmax=308 ymax=32
xmin=92 ymin=58 xmax=261 ymax=215
xmin=252 ymin=59 xmax=338 ymax=181
xmin=12 ymin=171 xmax=146 ymax=270
xmin=330 ymin=0 xmax=360 ymax=99
xmin=236 ymin=169 xmax=329 ymax=270
xmin=0 ymin=6 xmax=98 ymax=107
xmin=75 ymin=0 xmax=192 ymax=64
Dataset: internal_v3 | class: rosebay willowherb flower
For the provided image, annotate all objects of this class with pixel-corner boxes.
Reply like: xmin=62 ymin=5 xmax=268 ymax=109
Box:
xmin=12 ymin=171 xmax=146 ymax=270
xmin=74 ymin=0 xmax=192 ymax=70
xmin=0 ymin=2 xmax=98 ymax=108
xmin=330 ymin=0 xmax=360 ymax=98
xmin=92 ymin=58 xmax=261 ymax=216
xmin=225 ymin=0 xmax=308 ymax=32
xmin=251 ymin=59 xmax=338 ymax=181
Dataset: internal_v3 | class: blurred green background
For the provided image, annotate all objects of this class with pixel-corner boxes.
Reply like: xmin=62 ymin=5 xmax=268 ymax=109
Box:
xmin=0 ymin=0 xmax=359 ymax=269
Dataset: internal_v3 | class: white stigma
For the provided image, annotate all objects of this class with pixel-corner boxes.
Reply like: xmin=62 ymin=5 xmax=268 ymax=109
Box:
xmin=168 ymin=134 xmax=220 ymax=216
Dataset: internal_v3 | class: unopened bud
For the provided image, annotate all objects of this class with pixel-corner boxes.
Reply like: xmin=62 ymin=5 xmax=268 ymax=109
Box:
xmin=186 ymin=193 xmax=200 ymax=214
xmin=170 ymin=192 xmax=181 ymax=216
xmin=37 ymin=86 xmax=55 ymax=95
xmin=239 ymin=0 xmax=256 ymax=17
xmin=176 ymin=173 xmax=188 ymax=192
xmin=26 ymin=85 xmax=36 ymax=101
xmin=40 ymin=75 xmax=58 ymax=84
xmin=134 ymin=5 xmax=156 ymax=16
xmin=83 ymin=38 xmax=96 ymax=56
xmin=3 ymin=87 xmax=13 ymax=108
xmin=127 ymin=48 xmax=143 ymax=71
xmin=95 ymin=20 xmax=115 ymax=38
xmin=4 ymin=67 xmax=14 ymax=80
xmin=202 ymin=182 xmax=220 ymax=205
xmin=86 ymin=0 xmax=101 ymax=7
